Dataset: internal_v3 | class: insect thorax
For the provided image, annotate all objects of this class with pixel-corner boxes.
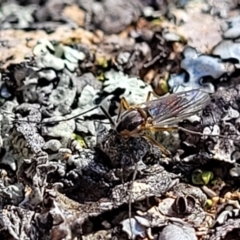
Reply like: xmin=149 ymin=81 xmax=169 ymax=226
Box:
xmin=116 ymin=109 xmax=145 ymax=136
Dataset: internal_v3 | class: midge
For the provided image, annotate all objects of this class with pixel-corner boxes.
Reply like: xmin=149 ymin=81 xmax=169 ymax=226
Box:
xmin=112 ymin=89 xmax=210 ymax=156
xmin=13 ymin=89 xmax=210 ymax=155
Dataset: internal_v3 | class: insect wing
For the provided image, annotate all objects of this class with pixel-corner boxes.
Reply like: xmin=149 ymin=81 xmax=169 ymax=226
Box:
xmin=141 ymin=89 xmax=210 ymax=126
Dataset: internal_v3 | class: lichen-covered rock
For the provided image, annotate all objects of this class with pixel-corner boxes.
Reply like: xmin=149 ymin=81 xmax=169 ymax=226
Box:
xmin=169 ymin=47 xmax=232 ymax=93
xmin=159 ymin=224 xmax=197 ymax=240
xmin=1 ymin=1 xmax=240 ymax=239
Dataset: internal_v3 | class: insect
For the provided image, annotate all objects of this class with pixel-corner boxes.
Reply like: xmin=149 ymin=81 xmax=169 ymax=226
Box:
xmin=112 ymin=88 xmax=210 ymax=155
xmin=11 ymin=89 xmax=211 ymax=156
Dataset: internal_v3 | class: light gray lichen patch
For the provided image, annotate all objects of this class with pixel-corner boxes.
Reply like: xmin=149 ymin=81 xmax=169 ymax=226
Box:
xmin=212 ymin=40 xmax=240 ymax=63
xmin=169 ymin=47 xmax=232 ymax=93
xmin=159 ymin=224 xmax=197 ymax=240
xmin=222 ymin=15 xmax=240 ymax=39
xmin=33 ymin=39 xmax=86 ymax=72
xmin=102 ymin=69 xmax=154 ymax=114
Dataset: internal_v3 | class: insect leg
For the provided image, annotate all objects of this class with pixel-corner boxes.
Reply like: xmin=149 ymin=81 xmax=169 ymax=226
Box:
xmin=148 ymin=126 xmax=179 ymax=133
xmin=145 ymin=91 xmax=170 ymax=102
xmin=151 ymin=126 xmax=239 ymax=142
xmin=117 ymin=97 xmax=131 ymax=122
xmin=146 ymin=91 xmax=158 ymax=102
xmin=178 ymin=126 xmax=229 ymax=139
xmin=143 ymin=134 xmax=172 ymax=156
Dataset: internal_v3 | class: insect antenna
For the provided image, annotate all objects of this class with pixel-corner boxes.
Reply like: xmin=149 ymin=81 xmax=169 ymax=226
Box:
xmin=98 ymin=105 xmax=116 ymax=127
xmin=10 ymin=105 xmax=102 ymax=125
xmin=8 ymin=103 xmax=117 ymax=129
xmin=4 ymin=101 xmax=240 ymax=143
